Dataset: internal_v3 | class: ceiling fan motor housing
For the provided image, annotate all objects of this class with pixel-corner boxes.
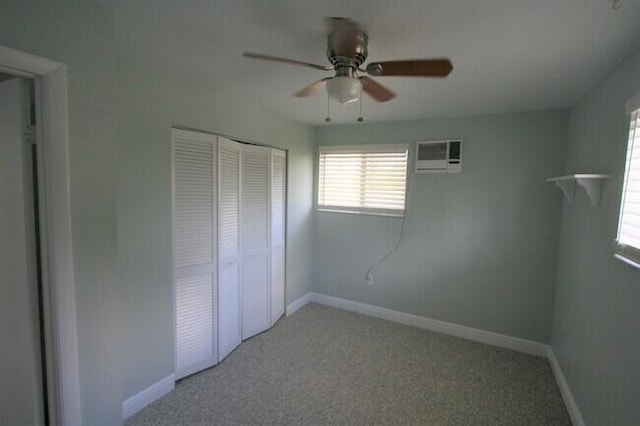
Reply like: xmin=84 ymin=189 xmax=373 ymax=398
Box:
xmin=242 ymin=17 xmax=452 ymax=105
xmin=326 ymin=29 xmax=368 ymax=69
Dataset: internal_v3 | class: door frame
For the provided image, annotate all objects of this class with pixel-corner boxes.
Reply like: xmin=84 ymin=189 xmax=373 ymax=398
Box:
xmin=0 ymin=45 xmax=81 ymax=426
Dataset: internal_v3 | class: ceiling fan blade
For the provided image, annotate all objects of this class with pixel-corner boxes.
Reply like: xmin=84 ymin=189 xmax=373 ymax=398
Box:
xmin=366 ymin=59 xmax=453 ymax=77
xmin=326 ymin=17 xmax=361 ymax=58
xmin=359 ymin=76 xmax=396 ymax=102
xmin=294 ymin=78 xmax=331 ymax=97
xmin=243 ymin=52 xmax=332 ymax=71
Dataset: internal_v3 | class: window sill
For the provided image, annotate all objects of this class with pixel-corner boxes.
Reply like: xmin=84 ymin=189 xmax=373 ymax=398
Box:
xmin=317 ymin=208 xmax=404 ymax=218
xmin=613 ymin=253 xmax=640 ymax=270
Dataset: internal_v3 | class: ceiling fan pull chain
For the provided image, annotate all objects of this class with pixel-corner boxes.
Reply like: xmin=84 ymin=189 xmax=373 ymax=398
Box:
xmin=325 ymin=93 xmax=331 ymax=122
xmin=242 ymin=17 xmax=453 ymax=120
xmin=357 ymin=86 xmax=364 ymax=122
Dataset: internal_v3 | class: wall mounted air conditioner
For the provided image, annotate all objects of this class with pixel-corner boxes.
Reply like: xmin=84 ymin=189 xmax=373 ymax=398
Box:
xmin=415 ymin=140 xmax=462 ymax=173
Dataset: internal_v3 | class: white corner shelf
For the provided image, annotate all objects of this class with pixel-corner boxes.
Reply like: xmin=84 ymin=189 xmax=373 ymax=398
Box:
xmin=547 ymin=174 xmax=610 ymax=207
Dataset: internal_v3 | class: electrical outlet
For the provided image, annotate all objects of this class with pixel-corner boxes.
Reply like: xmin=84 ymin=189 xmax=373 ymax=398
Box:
xmin=365 ymin=271 xmax=374 ymax=285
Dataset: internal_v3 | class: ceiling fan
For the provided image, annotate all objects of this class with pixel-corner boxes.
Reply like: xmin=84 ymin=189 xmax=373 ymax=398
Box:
xmin=243 ymin=17 xmax=453 ymax=105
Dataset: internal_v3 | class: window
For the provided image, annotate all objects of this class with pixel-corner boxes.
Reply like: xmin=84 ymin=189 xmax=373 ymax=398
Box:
xmin=317 ymin=144 xmax=408 ymax=217
xmin=616 ymin=93 xmax=640 ymax=267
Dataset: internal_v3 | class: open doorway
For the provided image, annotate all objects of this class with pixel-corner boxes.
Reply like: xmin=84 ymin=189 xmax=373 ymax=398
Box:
xmin=0 ymin=45 xmax=81 ymax=426
xmin=0 ymin=73 xmax=50 ymax=425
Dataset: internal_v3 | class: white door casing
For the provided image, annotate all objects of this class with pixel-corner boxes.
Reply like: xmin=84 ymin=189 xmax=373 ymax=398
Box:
xmin=0 ymin=45 xmax=81 ymax=426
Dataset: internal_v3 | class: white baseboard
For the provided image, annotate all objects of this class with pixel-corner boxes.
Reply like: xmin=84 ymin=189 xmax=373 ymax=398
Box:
xmin=119 ymin=294 xmax=585 ymax=424
xmin=546 ymin=347 xmax=586 ymax=426
xmin=286 ymin=292 xmax=313 ymax=316
xmin=308 ymin=293 xmax=586 ymax=422
xmin=122 ymin=374 xmax=175 ymax=420
xmin=310 ymin=293 xmax=548 ymax=357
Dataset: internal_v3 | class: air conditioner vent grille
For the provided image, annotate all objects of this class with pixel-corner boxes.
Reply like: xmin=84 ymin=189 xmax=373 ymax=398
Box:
xmin=415 ymin=140 xmax=462 ymax=173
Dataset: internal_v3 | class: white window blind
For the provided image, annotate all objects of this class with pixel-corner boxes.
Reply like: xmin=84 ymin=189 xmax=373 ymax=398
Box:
xmin=616 ymin=106 xmax=640 ymax=266
xmin=318 ymin=144 xmax=408 ymax=216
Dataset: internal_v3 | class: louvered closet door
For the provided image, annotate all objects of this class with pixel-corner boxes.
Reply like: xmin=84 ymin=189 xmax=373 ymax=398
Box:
xmin=172 ymin=129 xmax=217 ymax=380
xmin=217 ymin=137 xmax=241 ymax=361
xmin=270 ymin=149 xmax=286 ymax=325
xmin=241 ymin=144 xmax=271 ymax=339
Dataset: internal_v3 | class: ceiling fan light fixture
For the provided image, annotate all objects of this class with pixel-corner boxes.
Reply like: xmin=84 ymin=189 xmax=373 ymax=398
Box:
xmin=243 ymin=17 xmax=452 ymax=112
xmin=326 ymin=76 xmax=361 ymax=104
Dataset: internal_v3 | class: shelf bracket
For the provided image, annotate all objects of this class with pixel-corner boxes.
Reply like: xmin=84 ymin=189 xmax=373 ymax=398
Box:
xmin=576 ymin=177 xmax=603 ymax=207
xmin=547 ymin=174 xmax=609 ymax=207
xmin=552 ymin=179 xmax=576 ymax=204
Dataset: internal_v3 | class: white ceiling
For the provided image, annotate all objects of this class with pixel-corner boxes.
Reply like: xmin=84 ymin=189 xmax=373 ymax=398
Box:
xmin=109 ymin=0 xmax=640 ymax=125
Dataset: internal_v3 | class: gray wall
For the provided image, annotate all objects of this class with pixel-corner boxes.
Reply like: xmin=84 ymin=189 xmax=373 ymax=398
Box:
xmin=0 ymin=1 xmax=122 ymax=424
xmin=551 ymin=48 xmax=640 ymax=425
xmin=4 ymin=0 xmax=636 ymax=423
xmin=116 ymin=53 xmax=315 ymax=400
xmin=113 ymin=1 xmax=315 ymax=403
xmin=1 ymin=0 xmax=315 ymax=422
xmin=314 ymin=111 xmax=568 ymax=343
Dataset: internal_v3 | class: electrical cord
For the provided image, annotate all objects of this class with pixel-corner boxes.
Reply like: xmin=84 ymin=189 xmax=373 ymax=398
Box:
xmin=365 ymin=152 xmax=413 ymax=282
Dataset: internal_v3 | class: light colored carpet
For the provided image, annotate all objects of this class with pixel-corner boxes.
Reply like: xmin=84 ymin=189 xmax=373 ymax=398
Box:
xmin=126 ymin=303 xmax=570 ymax=425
